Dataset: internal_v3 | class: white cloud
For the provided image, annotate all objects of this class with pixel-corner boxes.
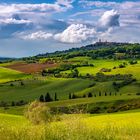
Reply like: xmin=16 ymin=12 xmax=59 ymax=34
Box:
xmin=21 ymin=31 xmax=53 ymax=40
xmin=79 ymin=0 xmax=118 ymax=8
xmin=0 ymin=18 xmax=31 ymax=24
xmin=54 ymin=24 xmax=96 ymax=43
xmin=98 ymin=10 xmax=120 ymax=29
xmin=0 ymin=1 xmax=73 ymax=16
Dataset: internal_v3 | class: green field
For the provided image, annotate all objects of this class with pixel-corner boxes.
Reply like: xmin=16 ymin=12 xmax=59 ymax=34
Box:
xmin=0 ymin=67 xmax=30 ymax=83
xmin=65 ymin=58 xmax=140 ymax=80
xmin=0 ymin=77 xmax=94 ymax=102
xmin=0 ymin=58 xmax=139 ymax=103
xmin=0 ymin=110 xmax=140 ymax=140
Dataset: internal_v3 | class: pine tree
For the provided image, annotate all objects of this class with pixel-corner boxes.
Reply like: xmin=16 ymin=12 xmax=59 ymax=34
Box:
xmin=39 ymin=95 xmax=44 ymax=102
xmin=45 ymin=93 xmax=53 ymax=102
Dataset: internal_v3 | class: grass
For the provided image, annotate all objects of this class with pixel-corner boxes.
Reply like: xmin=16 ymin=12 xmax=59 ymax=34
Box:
xmin=65 ymin=58 xmax=140 ymax=80
xmin=0 ymin=77 xmax=94 ymax=102
xmin=46 ymin=94 xmax=140 ymax=107
xmin=0 ymin=67 xmax=30 ymax=83
xmin=0 ymin=110 xmax=140 ymax=140
xmin=0 ymin=106 xmax=25 ymax=115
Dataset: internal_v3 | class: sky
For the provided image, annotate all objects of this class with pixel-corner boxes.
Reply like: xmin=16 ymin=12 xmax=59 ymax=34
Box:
xmin=0 ymin=0 xmax=140 ymax=57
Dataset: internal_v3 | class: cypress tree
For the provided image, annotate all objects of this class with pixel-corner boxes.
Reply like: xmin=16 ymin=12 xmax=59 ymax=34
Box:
xmin=83 ymin=94 xmax=86 ymax=98
xmin=88 ymin=92 xmax=93 ymax=97
xmin=39 ymin=95 xmax=44 ymax=102
xmin=99 ymin=91 xmax=101 ymax=96
xmin=69 ymin=93 xmax=71 ymax=99
xmin=11 ymin=101 xmax=15 ymax=106
xmin=45 ymin=93 xmax=53 ymax=102
xmin=72 ymin=94 xmax=77 ymax=99
xmin=54 ymin=93 xmax=58 ymax=101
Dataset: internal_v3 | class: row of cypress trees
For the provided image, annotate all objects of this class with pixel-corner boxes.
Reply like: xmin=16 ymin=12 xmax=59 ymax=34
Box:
xmin=39 ymin=91 xmax=121 ymax=102
xmin=39 ymin=93 xmax=58 ymax=102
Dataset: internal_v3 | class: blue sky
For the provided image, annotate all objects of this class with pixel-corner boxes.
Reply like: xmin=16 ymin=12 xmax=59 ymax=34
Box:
xmin=0 ymin=0 xmax=140 ymax=57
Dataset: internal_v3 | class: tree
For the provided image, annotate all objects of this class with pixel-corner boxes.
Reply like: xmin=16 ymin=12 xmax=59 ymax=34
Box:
xmin=94 ymin=94 xmax=96 ymax=97
xmin=72 ymin=94 xmax=77 ymax=99
xmin=42 ymin=69 xmax=47 ymax=76
xmin=54 ymin=93 xmax=58 ymax=101
xmin=39 ymin=95 xmax=44 ymax=102
xmin=109 ymin=92 xmax=112 ymax=96
xmin=105 ymin=92 xmax=107 ymax=96
xmin=11 ymin=101 xmax=15 ymax=106
xmin=10 ymin=83 xmax=14 ymax=86
xmin=69 ymin=93 xmax=72 ymax=99
xmin=83 ymin=94 xmax=86 ymax=98
xmin=45 ymin=93 xmax=53 ymax=102
xmin=71 ymin=69 xmax=79 ymax=78
xmin=21 ymin=81 xmax=24 ymax=86
xmin=115 ymin=92 xmax=117 ymax=96
xmin=88 ymin=92 xmax=93 ymax=97
xmin=99 ymin=91 xmax=101 ymax=96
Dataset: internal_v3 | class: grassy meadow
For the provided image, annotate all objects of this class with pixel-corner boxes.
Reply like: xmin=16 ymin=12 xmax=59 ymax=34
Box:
xmin=0 ymin=67 xmax=30 ymax=83
xmin=0 ymin=110 xmax=140 ymax=140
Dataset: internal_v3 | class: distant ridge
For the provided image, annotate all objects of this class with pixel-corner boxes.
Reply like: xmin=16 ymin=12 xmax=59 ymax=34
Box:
xmin=0 ymin=57 xmax=14 ymax=62
xmin=36 ymin=41 xmax=133 ymax=58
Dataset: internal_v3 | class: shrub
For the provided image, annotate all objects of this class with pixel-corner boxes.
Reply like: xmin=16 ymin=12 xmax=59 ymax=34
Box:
xmin=119 ymin=64 xmax=125 ymax=68
xmin=136 ymin=93 xmax=140 ymax=96
xmin=129 ymin=60 xmax=137 ymax=65
xmin=25 ymin=101 xmax=57 ymax=124
xmin=88 ymin=92 xmax=93 ymax=97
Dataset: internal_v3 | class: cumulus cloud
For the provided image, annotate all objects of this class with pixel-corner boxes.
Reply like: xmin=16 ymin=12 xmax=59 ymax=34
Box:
xmin=54 ymin=24 xmax=96 ymax=43
xmin=21 ymin=31 xmax=53 ymax=40
xmin=98 ymin=10 xmax=120 ymax=30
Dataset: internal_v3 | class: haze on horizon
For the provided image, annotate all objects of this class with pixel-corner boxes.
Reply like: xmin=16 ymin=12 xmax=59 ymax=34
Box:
xmin=0 ymin=0 xmax=140 ymax=57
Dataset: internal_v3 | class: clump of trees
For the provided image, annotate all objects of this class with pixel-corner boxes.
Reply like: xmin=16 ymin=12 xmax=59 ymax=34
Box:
xmin=41 ymin=62 xmax=93 ymax=77
xmin=129 ymin=60 xmax=138 ymax=65
xmin=113 ymin=76 xmax=136 ymax=91
xmin=39 ymin=93 xmax=58 ymax=102
xmin=0 ymin=100 xmax=27 ymax=107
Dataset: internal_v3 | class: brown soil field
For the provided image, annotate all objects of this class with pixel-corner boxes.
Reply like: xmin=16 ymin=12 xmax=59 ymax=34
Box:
xmin=5 ymin=62 xmax=58 ymax=74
